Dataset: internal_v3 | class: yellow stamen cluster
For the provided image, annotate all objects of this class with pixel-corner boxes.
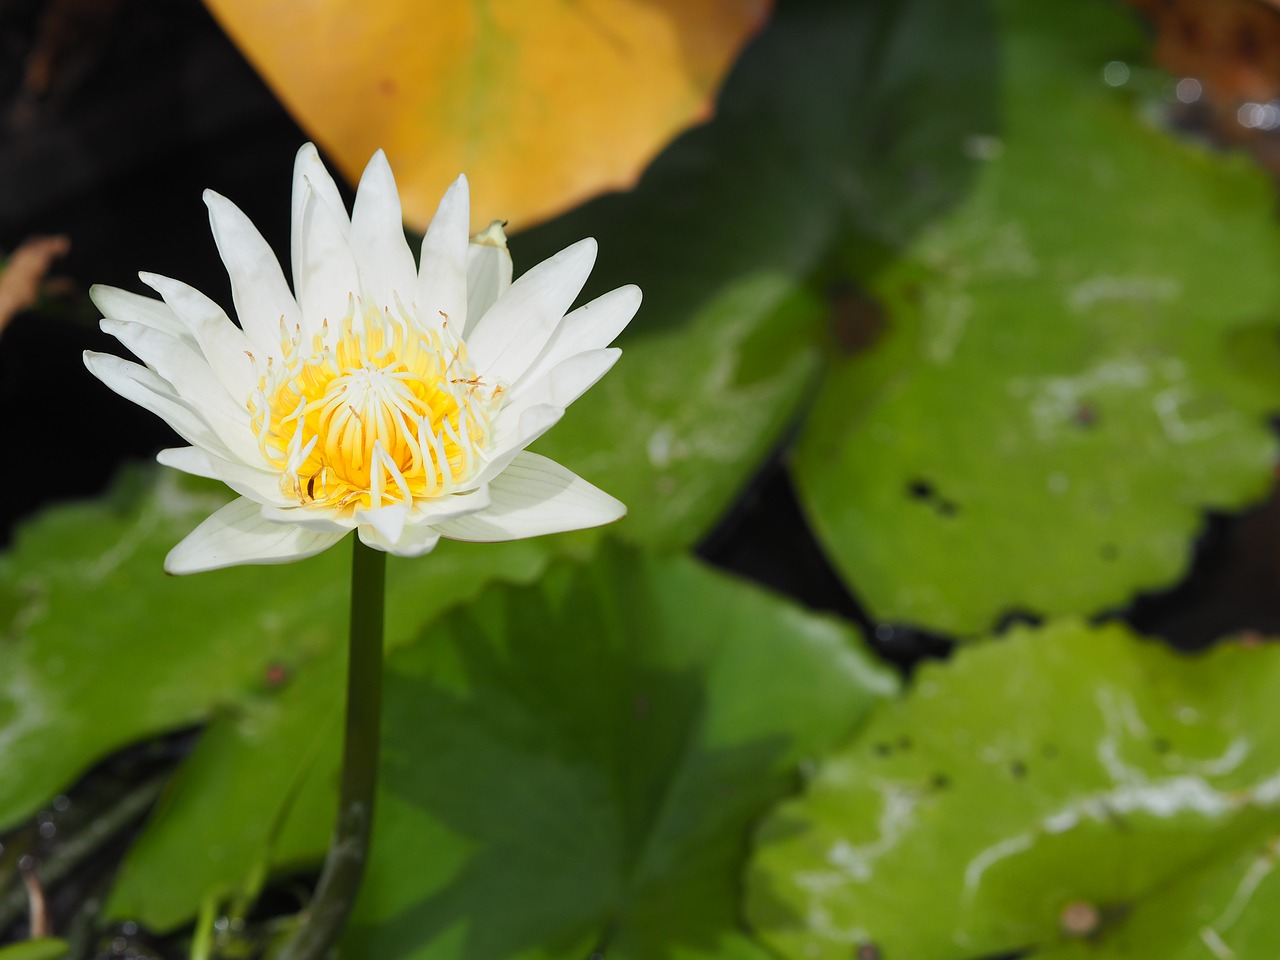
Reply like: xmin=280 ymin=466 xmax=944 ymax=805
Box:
xmin=249 ymin=299 xmax=502 ymax=513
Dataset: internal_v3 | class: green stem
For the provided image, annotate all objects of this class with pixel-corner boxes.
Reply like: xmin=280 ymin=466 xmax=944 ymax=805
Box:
xmin=278 ymin=537 xmax=386 ymax=960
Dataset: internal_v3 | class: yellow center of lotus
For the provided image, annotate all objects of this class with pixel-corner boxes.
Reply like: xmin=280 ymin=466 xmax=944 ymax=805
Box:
xmin=249 ymin=300 xmax=503 ymax=513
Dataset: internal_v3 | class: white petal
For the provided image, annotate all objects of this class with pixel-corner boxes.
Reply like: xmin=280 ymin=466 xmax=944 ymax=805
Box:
xmin=91 ymin=284 xmax=195 ymax=348
xmin=260 ymin=504 xmax=355 ymax=533
xmin=84 ymin=351 xmax=239 ymax=462
xmin=290 ymin=144 xmax=349 ymax=291
xmin=516 ymin=284 xmax=640 ymax=389
xmin=101 ymin=320 xmax=259 ymax=464
xmin=408 ymin=483 xmax=492 ymax=522
xmin=294 ymin=181 xmax=361 ymax=335
xmin=101 ymin=319 xmax=246 ymax=420
xmin=165 ymin=496 xmax=347 ymax=574
xmin=465 ymin=238 xmax=597 ymax=383
xmin=435 ymin=452 xmax=624 ymax=542
xmin=416 ymin=175 xmax=470 ymax=332
xmin=204 ymin=189 xmax=302 ymax=355
xmin=156 ymin=446 xmax=289 ymax=506
xmin=354 ymin=502 xmax=410 ymax=544
xmin=349 ymin=150 xmax=418 ymax=313
xmin=475 ymin=403 xmax=565 ymax=486
xmin=358 ymin=521 xmax=441 ymax=558
xmin=464 ymin=220 xmax=512 ymax=336
xmin=507 ymin=348 xmax=619 ymax=414
xmin=139 ymin=273 xmax=256 ymax=400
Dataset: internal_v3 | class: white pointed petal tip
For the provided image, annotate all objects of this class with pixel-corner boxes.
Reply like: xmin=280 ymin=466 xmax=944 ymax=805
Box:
xmin=356 ymin=148 xmax=393 ymax=189
xmin=617 ymin=283 xmax=642 ymax=313
xmin=427 ymin=175 xmax=470 ymax=230
xmin=82 ymin=349 xmax=133 ymax=382
xmin=87 ymin=283 xmax=119 ymax=314
xmin=295 ymin=142 xmax=321 ymax=168
xmin=557 ymin=237 xmax=598 ymax=273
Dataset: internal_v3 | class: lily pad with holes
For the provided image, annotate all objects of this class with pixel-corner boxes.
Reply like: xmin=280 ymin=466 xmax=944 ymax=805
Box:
xmin=746 ymin=619 xmax=1280 ymax=960
xmin=345 ymin=544 xmax=897 ymax=960
xmin=793 ymin=0 xmax=1280 ymax=635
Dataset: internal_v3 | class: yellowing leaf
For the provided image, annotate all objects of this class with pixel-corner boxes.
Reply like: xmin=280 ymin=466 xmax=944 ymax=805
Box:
xmin=202 ymin=0 xmax=769 ymax=231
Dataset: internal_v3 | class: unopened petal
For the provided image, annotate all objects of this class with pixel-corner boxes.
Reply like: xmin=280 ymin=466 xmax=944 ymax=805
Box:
xmin=165 ymin=497 xmax=347 ymax=574
xmin=435 ymin=452 xmax=624 ymax=542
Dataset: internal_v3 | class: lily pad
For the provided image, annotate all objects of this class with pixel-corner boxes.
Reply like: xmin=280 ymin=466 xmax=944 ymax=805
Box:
xmin=0 ymin=465 xmax=550 ymax=833
xmin=746 ymin=619 xmax=1280 ymax=959
xmin=102 ymin=648 xmax=345 ymax=929
xmin=345 ymin=544 xmax=896 ymax=959
xmin=0 ymin=940 xmax=69 ymax=960
xmin=793 ymin=0 xmax=1280 ymax=635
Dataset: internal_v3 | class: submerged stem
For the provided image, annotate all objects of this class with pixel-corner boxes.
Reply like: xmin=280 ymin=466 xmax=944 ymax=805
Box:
xmin=278 ymin=536 xmax=386 ymax=960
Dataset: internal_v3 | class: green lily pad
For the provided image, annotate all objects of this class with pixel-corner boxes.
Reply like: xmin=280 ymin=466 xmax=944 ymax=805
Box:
xmin=0 ymin=939 xmax=69 ymax=960
xmin=345 ymin=544 xmax=896 ymax=959
xmin=746 ymin=619 xmax=1280 ymax=959
xmin=1033 ymin=830 xmax=1280 ymax=960
xmin=793 ymin=0 xmax=1280 ymax=635
xmin=0 ymin=465 xmax=550 ymax=834
xmin=102 ymin=648 xmax=344 ymax=929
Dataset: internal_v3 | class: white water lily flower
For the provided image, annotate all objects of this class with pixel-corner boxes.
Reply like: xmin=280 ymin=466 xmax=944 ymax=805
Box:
xmin=84 ymin=144 xmax=639 ymax=574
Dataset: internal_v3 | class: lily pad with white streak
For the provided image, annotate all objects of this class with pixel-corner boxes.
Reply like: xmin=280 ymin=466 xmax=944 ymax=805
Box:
xmin=793 ymin=0 xmax=1280 ymax=635
xmin=746 ymin=619 xmax=1280 ymax=960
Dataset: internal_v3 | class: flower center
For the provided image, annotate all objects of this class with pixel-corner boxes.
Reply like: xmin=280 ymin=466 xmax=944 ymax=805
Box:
xmin=249 ymin=301 xmax=503 ymax=512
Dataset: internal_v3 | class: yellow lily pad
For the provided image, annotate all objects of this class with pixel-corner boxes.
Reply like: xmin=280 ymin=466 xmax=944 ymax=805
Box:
xmin=202 ymin=0 xmax=769 ymax=231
